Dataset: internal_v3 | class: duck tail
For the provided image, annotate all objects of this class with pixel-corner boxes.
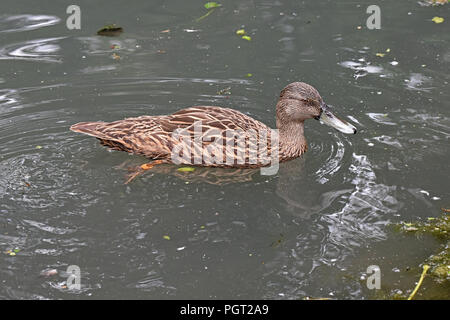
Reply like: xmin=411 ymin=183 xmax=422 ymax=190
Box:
xmin=70 ymin=121 xmax=107 ymax=138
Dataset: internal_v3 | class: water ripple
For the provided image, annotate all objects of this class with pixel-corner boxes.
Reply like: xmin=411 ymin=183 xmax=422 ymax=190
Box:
xmin=0 ymin=37 xmax=65 ymax=63
xmin=0 ymin=14 xmax=60 ymax=33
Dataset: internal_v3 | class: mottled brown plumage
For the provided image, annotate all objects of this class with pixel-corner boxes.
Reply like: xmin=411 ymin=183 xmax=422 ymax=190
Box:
xmin=70 ymin=82 xmax=353 ymax=168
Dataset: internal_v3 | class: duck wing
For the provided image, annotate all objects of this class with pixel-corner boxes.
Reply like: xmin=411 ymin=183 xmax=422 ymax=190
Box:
xmin=70 ymin=106 xmax=272 ymax=165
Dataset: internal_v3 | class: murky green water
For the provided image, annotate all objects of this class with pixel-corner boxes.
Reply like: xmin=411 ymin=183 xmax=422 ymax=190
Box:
xmin=1 ymin=0 xmax=449 ymax=299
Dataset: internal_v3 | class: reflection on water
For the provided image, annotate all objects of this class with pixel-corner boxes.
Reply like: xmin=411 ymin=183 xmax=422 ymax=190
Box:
xmin=404 ymin=73 xmax=433 ymax=92
xmin=340 ymin=60 xmax=384 ymax=79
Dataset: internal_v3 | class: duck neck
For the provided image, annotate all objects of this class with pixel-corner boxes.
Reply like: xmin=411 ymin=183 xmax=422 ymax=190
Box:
xmin=276 ymin=120 xmax=307 ymax=160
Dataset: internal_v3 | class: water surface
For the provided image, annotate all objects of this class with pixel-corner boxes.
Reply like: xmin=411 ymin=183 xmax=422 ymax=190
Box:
xmin=1 ymin=0 xmax=449 ymax=299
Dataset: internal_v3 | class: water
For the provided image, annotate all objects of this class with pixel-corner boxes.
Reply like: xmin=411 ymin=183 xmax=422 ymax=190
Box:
xmin=1 ymin=0 xmax=449 ymax=299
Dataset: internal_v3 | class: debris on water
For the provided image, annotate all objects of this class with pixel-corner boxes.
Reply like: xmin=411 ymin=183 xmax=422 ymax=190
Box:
xmin=241 ymin=35 xmax=252 ymax=41
xmin=376 ymin=48 xmax=391 ymax=58
xmin=110 ymin=44 xmax=120 ymax=50
xmin=160 ymin=29 xmax=170 ymax=33
xmin=163 ymin=235 xmax=171 ymax=240
xmin=35 ymin=145 xmax=43 ymax=149
xmin=97 ymin=24 xmax=123 ymax=36
xmin=246 ymin=73 xmax=253 ymax=77
xmin=431 ymin=16 xmax=445 ymax=23
xmin=419 ymin=0 xmax=449 ymax=6
xmin=204 ymin=2 xmax=221 ymax=9
xmin=236 ymin=29 xmax=246 ymax=35
xmin=270 ymin=233 xmax=284 ymax=247
xmin=407 ymin=264 xmax=430 ymax=300
xmin=177 ymin=167 xmax=195 ymax=172
xmin=112 ymin=53 xmax=121 ymax=60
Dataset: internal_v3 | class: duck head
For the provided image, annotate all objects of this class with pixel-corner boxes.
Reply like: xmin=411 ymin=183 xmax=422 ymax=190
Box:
xmin=276 ymin=82 xmax=357 ymax=134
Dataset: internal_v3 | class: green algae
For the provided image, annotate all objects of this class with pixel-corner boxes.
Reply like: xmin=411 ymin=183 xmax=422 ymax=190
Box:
xmin=393 ymin=211 xmax=450 ymax=282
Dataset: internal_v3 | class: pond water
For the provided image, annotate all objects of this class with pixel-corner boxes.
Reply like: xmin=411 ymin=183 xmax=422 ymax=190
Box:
xmin=0 ymin=0 xmax=449 ymax=299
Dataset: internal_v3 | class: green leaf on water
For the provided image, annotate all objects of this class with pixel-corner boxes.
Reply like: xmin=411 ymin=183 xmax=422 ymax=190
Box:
xmin=236 ymin=29 xmax=246 ymax=35
xmin=177 ymin=167 xmax=195 ymax=172
xmin=163 ymin=235 xmax=171 ymax=240
xmin=204 ymin=2 xmax=221 ymax=9
xmin=196 ymin=8 xmax=216 ymax=22
xmin=35 ymin=145 xmax=43 ymax=149
xmin=241 ymin=35 xmax=252 ymax=41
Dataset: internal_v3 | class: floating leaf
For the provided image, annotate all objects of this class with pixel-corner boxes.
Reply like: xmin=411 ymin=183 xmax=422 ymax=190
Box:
xmin=241 ymin=35 xmax=252 ymax=41
xmin=177 ymin=167 xmax=195 ymax=172
xmin=431 ymin=16 xmax=444 ymax=23
xmin=246 ymin=73 xmax=253 ymax=77
xmin=163 ymin=235 xmax=171 ymax=240
xmin=35 ymin=145 xmax=43 ymax=149
xmin=138 ymin=160 xmax=164 ymax=172
xmin=385 ymin=48 xmax=391 ymax=53
xmin=236 ymin=29 xmax=246 ymax=35
xmin=375 ymin=53 xmax=385 ymax=57
xmin=204 ymin=2 xmax=221 ymax=9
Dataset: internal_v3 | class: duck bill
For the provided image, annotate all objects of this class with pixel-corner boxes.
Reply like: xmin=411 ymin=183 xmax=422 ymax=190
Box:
xmin=317 ymin=104 xmax=357 ymax=134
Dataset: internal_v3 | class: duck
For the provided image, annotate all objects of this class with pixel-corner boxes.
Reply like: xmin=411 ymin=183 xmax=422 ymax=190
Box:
xmin=70 ymin=82 xmax=356 ymax=171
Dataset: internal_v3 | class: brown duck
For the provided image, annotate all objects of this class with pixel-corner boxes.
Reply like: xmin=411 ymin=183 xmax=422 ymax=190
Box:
xmin=70 ymin=82 xmax=356 ymax=172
